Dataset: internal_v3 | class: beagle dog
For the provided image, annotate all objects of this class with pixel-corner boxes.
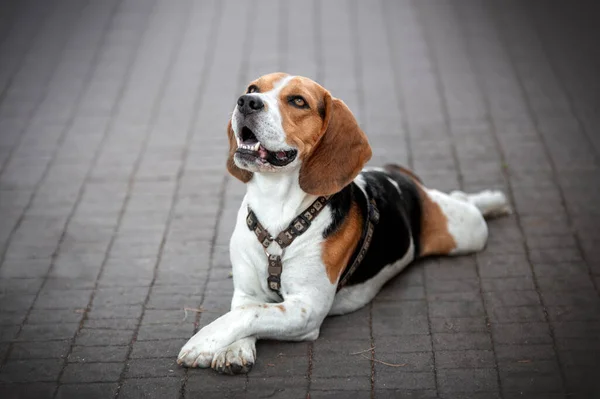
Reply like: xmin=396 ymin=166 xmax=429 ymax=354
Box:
xmin=177 ymin=73 xmax=510 ymax=374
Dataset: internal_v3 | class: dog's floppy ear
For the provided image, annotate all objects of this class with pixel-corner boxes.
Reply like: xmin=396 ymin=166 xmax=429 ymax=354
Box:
xmin=299 ymin=94 xmax=371 ymax=196
xmin=226 ymin=120 xmax=253 ymax=183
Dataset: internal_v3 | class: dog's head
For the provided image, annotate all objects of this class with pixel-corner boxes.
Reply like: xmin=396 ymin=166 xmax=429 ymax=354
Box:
xmin=227 ymin=73 xmax=372 ymax=196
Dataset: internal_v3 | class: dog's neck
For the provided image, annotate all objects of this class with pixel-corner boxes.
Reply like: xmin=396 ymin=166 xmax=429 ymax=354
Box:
xmin=245 ymin=169 xmax=319 ymax=233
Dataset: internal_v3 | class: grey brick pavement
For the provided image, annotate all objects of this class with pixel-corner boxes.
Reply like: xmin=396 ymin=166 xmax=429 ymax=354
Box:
xmin=0 ymin=0 xmax=599 ymax=398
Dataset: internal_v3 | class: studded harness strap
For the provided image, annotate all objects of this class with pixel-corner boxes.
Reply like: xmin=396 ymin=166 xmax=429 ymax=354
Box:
xmin=246 ymin=196 xmax=330 ymax=292
xmin=246 ymin=193 xmax=380 ymax=294
xmin=336 ymin=198 xmax=379 ymax=291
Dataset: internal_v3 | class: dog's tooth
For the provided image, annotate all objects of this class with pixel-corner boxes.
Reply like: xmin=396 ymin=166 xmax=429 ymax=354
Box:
xmin=253 ymin=142 xmax=260 ymax=151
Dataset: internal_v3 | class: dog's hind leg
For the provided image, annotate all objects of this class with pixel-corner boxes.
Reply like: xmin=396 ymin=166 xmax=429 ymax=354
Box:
xmin=449 ymin=190 xmax=511 ymax=219
xmin=418 ymin=187 xmax=510 ymax=257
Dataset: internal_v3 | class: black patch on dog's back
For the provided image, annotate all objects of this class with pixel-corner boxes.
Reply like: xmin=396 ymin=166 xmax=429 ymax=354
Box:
xmin=325 ymin=167 xmax=423 ymax=287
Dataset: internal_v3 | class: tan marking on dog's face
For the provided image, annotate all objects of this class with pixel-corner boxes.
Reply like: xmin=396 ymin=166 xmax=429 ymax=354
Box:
xmin=321 ymin=201 xmax=363 ymax=284
xmin=416 ymin=183 xmax=457 ymax=256
xmin=276 ymin=76 xmax=330 ymax=158
xmin=275 ymin=304 xmax=286 ymax=312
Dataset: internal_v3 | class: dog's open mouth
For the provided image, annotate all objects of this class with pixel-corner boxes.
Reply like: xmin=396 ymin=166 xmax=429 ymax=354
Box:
xmin=236 ymin=126 xmax=297 ymax=167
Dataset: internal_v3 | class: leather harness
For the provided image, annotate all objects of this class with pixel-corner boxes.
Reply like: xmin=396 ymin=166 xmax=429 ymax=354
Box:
xmin=246 ymin=194 xmax=379 ymax=294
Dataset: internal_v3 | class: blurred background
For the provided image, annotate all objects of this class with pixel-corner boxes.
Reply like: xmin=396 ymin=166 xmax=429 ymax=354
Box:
xmin=0 ymin=0 xmax=599 ymax=398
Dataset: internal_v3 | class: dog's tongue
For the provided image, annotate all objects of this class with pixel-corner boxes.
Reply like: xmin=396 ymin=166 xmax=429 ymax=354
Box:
xmin=275 ymin=151 xmax=287 ymax=160
xmin=259 ymin=145 xmax=268 ymax=159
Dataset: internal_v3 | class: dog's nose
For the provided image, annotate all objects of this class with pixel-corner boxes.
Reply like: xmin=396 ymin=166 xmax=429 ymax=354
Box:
xmin=237 ymin=94 xmax=264 ymax=115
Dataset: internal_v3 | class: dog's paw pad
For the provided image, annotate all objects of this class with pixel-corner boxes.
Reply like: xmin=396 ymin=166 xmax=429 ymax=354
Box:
xmin=211 ymin=341 xmax=256 ymax=375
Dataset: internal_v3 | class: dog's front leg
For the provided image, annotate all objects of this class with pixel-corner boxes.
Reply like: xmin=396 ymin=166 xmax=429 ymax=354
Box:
xmin=208 ymin=292 xmax=258 ymax=374
xmin=177 ymin=295 xmax=326 ymax=369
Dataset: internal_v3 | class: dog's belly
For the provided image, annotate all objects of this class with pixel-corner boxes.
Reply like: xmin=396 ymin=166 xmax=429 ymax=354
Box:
xmin=329 ymin=240 xmax=415 ymax=315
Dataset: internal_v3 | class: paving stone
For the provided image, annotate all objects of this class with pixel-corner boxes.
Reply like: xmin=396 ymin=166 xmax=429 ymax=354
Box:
xmin=34 ymin=289 xmax=92 ymax=310
xmin=376 ymin=370 xmax=436 ymax=391
xmin=495 ymin=344 xmax=557 ymax=362
xmin=432 ymin=332 xmax=492 ymax=351
xmin=0 ymin=325 xmax=20 ymax=342
xmin=256 ymin=340 xmax=310 ymax=358
xmin=311 ymin=376 xmax=372 ymax=391
xmin=120 ymin=377 xmax=182 ymax=399
xmin=437 ymin=369 xmax=499 ymax=393
xmin=0 ymin=359 xmax=63 ymax=382
xmin=10 ymin=340 xmax=71 ymax=360
xmin=0 ymin=293 xmax=36 ymax=311
xmin=311 ymin=390 xmax=373 ymax=399
xmin=27 ymin=308 xmax=84 ymax=324
xmin=0 ymin=259 xmax=52 ymax=278
xmin=481 ymin=276 xmax=537 ymax=292
xmin=136 ymin=322 xmax=192 ymax=341
xmin=374 ymin=390 xmax=438 ymax=399
xmin=68 ymin=345 xmax=129 ymax=363
xmin=252 ymin=352 xmax=309 ymax=378
xmin=87 ymin=305 xmax=144 ymax=319
xmin=369 ymin=335 xmax=433 ymax=353
xmin=18 ymin=323 xmax=80 ymax=341
xmin=61 ymin=362 xmax=123 ymax=383
xmin=246 ymin=377 xmax=307 ymax=398
xmin=429 ymin=300 xmax=485 ymax=318
xmin=491 ymin=323 xmax=553 ymax=345
xmin=430 ymin=317 xmax=487 ymax=333
xmin=130 ymin=338 xmax=186 ymax=359
xmin=56 ymin=383 xmax=118 ymax=399
xmin=125 ymin=358 xmax=185 ymax=379
xmin=0 ymin=312 xmax=25 ymax=326
xmin=435 ymin=350 xmax=496 ymax=369
xmin=74 ymin=328 xmax=134 ymax=346
xmin=0 ymin=278 xmax=44 ymax=294
xmin=0 ymin=382 xmax=56 ymax=399
xmin=372 ymin=301 xmax=430 ymax=336
xmin=185 ymin=371 xmax=247 ymax=393
xmin=84 ymin=318 xmax=138 ymax=330
xmin=92 ymin=287 xmax=148 ymax=307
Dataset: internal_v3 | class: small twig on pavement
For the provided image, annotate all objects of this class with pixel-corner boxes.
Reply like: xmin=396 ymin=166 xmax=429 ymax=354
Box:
xmin=350 ymin=346 xmax=376 ymax=355
xmin=182 ymin=307 xmax=205 ymax=322
xmin=360 ymin=354 xmax=406 ymax=367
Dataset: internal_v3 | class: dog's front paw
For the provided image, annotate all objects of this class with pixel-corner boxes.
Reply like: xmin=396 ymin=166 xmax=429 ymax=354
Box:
xmin=177 ymin=337 xmax=217 ymax=368
xmin=211 ymin=337 xmax=256 ymax=375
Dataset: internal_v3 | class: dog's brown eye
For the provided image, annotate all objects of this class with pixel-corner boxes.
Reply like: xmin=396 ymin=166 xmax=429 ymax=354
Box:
xmin=289 ymin=95 xmax=309 ymax=109
xmin=247 ymin=85 xmax=259 ymax=93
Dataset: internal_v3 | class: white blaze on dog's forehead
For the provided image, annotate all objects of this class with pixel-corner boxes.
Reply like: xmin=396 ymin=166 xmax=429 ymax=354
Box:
xmin=263 ymin=75 xmax=295 ymax=103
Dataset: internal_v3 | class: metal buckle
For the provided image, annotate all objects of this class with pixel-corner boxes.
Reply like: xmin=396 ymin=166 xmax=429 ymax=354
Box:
xmin=246 ymin=213 xmax=257 ymax=230
xmin=291 ymin=215 xmax=309 ymax=234
xmin=267 ymin=275 xmax=281 ymax=291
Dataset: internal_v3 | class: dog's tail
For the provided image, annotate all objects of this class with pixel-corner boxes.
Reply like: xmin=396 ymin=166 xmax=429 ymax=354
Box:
xmin=449 ymin=190 xmax=512 ymax=219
